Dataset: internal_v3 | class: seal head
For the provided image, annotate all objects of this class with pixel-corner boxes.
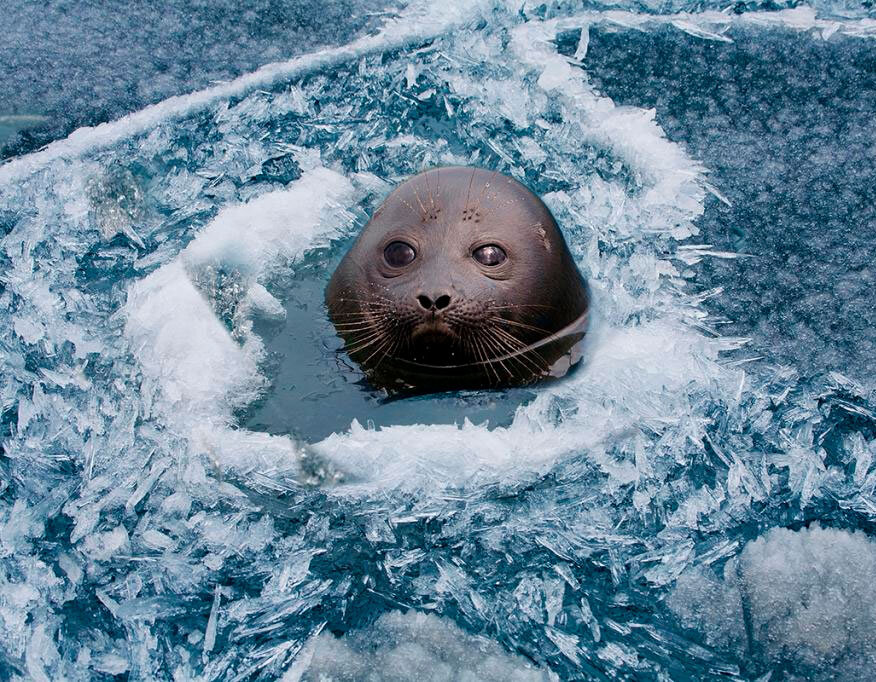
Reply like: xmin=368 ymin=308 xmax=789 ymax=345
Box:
xmin=326 ymin=167 xmax=589 ymax=390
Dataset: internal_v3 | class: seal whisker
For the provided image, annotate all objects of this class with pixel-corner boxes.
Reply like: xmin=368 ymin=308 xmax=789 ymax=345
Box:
xmin=484 ymin=332 xmax=542 ymax=379
xmin=344 ymin=327 xmax=392 ymax=355
xmin=369 ymin=329 xmax=402 ymax=370
xmin=333 ymin=315 xmax=383 ymax=331
xmin=424 ymin=168 xmax=435 ymax=214
xmin=332 ymin=322 xmax=381 ymax=332
xmin=347 ymin=333 xmax=391 ymax=361
xmin=477 ymin=328 xmax=516 ymax=379
xmin=360 ymin=330 xmax=399 ymax=367
xmin=464 ymin=328 xmax=494 ymax=380
xmin=480 ymin=325 xmax=521 ymax=362
xmin=330 ymin=312 xmax=373 ymax=320
xmin=489 ymin=302 xmax=556 ymax=312
xmin=434 ymin=167 xmax=441 ymax=209
xmin=463 ymin=166 xmax=477 ymax=213
xmin=335 ymin=327 xmax=386 ymax=340
xmin=333 ymin=310 xmax=392 ymax=326
xmin=491 ymin=316 xmax=554 ymax=337
xmin=484 ymin=325 xmax=545 ymax=373
xmin=489 ymin=326 xmax=550 ymax=374
xmin=481 ymin=330 xmax=523 ymax=381
xmin=469 ymin=168 xmax=504 ymax=221
xmin=411 ymin=181 xmax=429 ymax=219
xmin=471 ymin=330 xmax=503 ymax=383
xmin=331 ymin=306 xmax=392 ymax=318
xmin=488 ymin=323 xmax=535 ymax=354
xmin=344 ymin=335 xmax=386 ymax=356
xmin=399 ymin=196 xmax=420 ymax=216
xmin=469 ymin=171 xmax=494 ymax=219
xmin=374 ymin=328 xmax=404 ymax=368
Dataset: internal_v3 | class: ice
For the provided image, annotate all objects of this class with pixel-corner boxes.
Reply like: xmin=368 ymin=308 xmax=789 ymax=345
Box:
xmin=1 ymin=0 xmax=400 ymax=159
xmin=668 ymin=525 xmax=876 ymax=680
xmin=297 ymin=611 xmax=552 ymax=681
xmin=124 ymin=163 xmax=355 ymax=473
xmin=583 ymin=13 xmax=876 ymax=383
xmin=1 ymin=1 xmax=876 ymax=679
xmin=0 ymin=0 xmax=491 ymax=186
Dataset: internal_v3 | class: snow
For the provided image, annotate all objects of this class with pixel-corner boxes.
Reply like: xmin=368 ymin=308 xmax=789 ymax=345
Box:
xmin=1 ymin=0 xmax=875 ymax=679
xmin=293 ymin=611 xmax=552 ymax=681
xmin=668 ymin=525 xmax=876 ymax=680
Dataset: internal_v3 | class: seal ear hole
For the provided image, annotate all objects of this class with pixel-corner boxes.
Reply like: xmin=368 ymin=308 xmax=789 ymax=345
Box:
xmin=384 ymin=240 xmax=416 ymax=268
xmin=472 ymin=244 xmax=507 ymax=266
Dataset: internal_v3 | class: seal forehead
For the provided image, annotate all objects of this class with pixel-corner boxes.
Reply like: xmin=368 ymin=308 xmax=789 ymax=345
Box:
xmin=388 ymin=170 xmax=448 ymax=224
xmin=380 ymin=167 xmax=555 ymax=237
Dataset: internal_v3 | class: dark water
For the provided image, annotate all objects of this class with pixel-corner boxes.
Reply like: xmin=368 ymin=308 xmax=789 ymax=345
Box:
xmin=583 ymin=25 xmax=876 ymax=384
xmin=241 ymin=244 xmax=536 ymax=442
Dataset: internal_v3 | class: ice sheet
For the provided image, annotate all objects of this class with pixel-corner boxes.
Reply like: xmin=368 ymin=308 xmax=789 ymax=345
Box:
xmin=2 ymin=1 xmax=876 ymax=679
xmin=583 ymin=13 xmax=876 ymax=383
xmin=1 ymin=0 xmax=399 ymax=159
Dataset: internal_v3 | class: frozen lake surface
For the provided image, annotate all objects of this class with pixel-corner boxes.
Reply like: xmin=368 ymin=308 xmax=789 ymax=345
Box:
xmin=1 ymin=1 xmax=876 ymax=680
xmin=0 ymin=0 xmax=397 ymax=159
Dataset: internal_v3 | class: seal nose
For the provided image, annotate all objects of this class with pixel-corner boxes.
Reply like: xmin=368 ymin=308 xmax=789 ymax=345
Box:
xmin=416 ymin=293 xmax=452 ymax=311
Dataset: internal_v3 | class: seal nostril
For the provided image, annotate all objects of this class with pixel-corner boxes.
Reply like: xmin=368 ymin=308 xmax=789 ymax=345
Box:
xmin=434 ymin=294 xmax=451 ymax=310
xmin=417 ymin=294 xmax=433 ymax=310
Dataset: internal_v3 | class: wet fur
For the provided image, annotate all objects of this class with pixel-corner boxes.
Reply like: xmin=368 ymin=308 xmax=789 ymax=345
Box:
xmin=326 ymin=167 xmax=589 ymax=390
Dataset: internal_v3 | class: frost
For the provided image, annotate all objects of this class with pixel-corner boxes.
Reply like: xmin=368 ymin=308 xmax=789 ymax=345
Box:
xmin=0 ymin=1 xmax=875 ymax=680
xmin=668 ymin=526 xmax=876 ymax=680
xmin=298 ymin=611 xmax=552 ymax=681
xmin=1 ymin=0 xmax=399 ymax=159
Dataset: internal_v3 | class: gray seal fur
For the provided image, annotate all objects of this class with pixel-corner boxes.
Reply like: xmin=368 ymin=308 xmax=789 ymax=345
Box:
xmin=326 ymin=166 xmax=589 ymax=390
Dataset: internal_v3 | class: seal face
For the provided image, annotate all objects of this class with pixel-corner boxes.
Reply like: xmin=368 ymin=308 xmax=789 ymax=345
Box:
xmin=326 ymin=167 xmax=589 ymax=391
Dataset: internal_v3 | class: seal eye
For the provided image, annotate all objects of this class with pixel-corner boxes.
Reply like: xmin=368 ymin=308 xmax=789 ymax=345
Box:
xmin=383 ymin=241 xmax=416 ymax=268
xmin=472 ymin=244 xmax=507 ymax=267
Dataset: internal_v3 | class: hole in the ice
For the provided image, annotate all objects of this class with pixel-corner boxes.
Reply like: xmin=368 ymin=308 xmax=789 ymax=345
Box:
xmin=239 ymin=238 xmax=540 ymax=443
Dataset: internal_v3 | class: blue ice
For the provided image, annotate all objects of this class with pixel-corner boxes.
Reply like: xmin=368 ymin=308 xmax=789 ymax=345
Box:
xmin=1 ymin=1 xmax=875 ymax=680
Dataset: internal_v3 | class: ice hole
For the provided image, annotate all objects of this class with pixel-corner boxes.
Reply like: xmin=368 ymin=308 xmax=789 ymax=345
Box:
xmin=239 ymin=241 xmax=540 ymax=443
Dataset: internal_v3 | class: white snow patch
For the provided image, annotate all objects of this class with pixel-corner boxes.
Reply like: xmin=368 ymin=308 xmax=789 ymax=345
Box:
xmin=292 ymin=611 xmax=553 ymax=682
xmin=668 ymin=525 xmax=876 ymax=679
xmin=124 ymin=164 xmax=355 ymax=473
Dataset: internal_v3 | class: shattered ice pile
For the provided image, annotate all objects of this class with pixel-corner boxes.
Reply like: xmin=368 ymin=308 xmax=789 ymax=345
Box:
xmin=1 ymin=0 xmax=876 ymax=680
xmin=668 ymin=525 xmax=876 ymax=680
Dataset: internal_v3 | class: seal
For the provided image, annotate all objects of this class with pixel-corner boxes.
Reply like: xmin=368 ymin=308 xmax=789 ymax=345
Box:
xmin=326 ymin=167 xmax=589 ymax=391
